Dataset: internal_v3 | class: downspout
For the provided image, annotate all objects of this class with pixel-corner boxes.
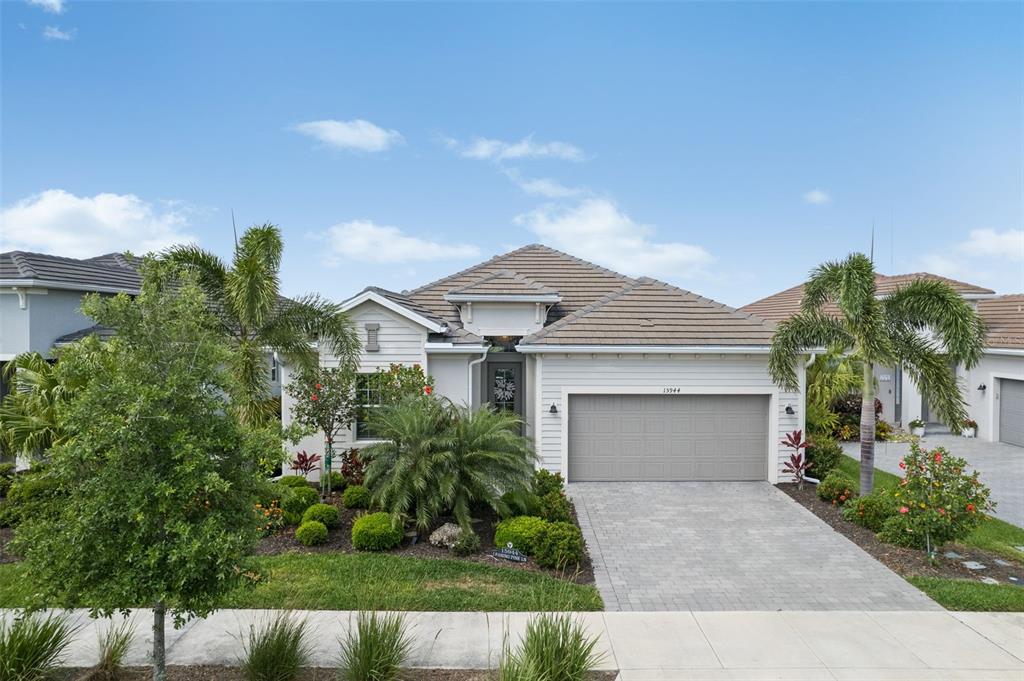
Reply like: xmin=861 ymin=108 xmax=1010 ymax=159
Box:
xmin=468 ymin=348 xmax=488 ymax=408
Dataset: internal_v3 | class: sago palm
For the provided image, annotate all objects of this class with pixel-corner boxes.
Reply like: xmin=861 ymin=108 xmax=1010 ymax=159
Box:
xmin=362 ymin=397 xmax=535 ymax=532
xmin=164 ymin=223 xmax=360 ymax=424
xmin=768 ymin=253 xmax=986 ymax=493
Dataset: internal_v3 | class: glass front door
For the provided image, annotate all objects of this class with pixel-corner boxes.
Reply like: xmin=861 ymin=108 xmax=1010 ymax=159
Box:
xmin=487 ymin=361 xmax=523 ymax=418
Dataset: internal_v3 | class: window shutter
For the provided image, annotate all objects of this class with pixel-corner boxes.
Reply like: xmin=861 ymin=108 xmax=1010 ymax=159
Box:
xmin=365 ymin=323 xmax=380 ymax=352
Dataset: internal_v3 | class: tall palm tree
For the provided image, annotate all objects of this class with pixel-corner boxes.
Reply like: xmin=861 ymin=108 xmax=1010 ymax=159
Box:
xmin=165 ymin=223 xmax=360 ymax=425
xmin=768 ymin=253 xmax=986 ymax=493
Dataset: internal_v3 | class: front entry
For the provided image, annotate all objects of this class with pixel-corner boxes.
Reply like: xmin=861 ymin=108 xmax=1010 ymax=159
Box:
xmin=486 ymin=360 xmax=523 ymax=418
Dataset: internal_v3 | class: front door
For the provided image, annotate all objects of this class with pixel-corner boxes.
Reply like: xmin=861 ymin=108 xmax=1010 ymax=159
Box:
xmin=487 ymin=361 xmax=523 ymax=419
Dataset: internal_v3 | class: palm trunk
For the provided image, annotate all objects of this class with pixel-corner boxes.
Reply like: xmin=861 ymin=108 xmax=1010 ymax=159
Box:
xmin=153 ymin=602 xmax=166 ymax=681
xmin=860 ymin=362 xmax=876 ymax=495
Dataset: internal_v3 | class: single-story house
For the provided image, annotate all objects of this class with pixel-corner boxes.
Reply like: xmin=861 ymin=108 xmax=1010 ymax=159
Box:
xmin=741 ymin=275 xmax=1023 ymax=446
xmin=283 ymin=244 xmax=805 ymax=483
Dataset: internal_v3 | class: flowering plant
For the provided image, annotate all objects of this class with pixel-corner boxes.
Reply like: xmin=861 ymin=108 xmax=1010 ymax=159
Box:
xmin=879 ymin=442 xmax=993 ymax=552
xmin=963 ymin=418 xmax=978 ymax=429
xmin=254 ymin=499 xmax=285 ymax=536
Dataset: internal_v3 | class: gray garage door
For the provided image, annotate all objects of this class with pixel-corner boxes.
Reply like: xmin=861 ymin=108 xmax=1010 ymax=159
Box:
xmin=1000 ymin=379 xmax=1024 ymax=447
xmin=568 ymin=394 xmax=769 ymax=482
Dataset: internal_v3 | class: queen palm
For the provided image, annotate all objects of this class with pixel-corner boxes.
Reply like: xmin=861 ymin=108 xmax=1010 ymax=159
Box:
xmin=768 ymin=253 xmax=986 ymax=493
xmin=165 ymin=223 xmax=360 ymax=425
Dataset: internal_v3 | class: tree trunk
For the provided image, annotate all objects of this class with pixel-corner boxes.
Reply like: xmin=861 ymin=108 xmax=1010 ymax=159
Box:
xmin=153 ymin=603 xmax=166 ymax=681
xmin=860 ymin=362 xmax=876 ymax=495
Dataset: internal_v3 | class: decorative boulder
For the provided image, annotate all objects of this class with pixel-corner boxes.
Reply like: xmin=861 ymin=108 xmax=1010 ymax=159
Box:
xmin=429 ymin=522 xmax=462 ymax=549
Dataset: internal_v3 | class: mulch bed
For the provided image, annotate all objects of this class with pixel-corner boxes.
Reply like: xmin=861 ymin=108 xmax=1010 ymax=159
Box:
xmin=61 ymin=669 xmax=617 ymax=680
xmin=255 ymin=487 xmax=596 ymax=585
xmin=779 ymin=482 xmax=1024 ymax=583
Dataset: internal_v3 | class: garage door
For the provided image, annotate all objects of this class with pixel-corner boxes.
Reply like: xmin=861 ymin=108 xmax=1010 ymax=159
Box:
xmin=1000 ymin=379 xmax=1024 ymax=447
xmin=568 ymin=394 xmax=769 ymax=482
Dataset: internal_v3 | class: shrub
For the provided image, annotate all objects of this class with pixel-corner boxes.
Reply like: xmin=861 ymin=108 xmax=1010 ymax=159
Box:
xmin=340 ymin=448 xmax=365 ymax=487
xmin=324 ymin=471 xmax=347 ymax=492
xmin=533 ymin=469 xmax=564 ymax=497
xmin=805 ymin=438 xmax=842 ymax=480
xmin=0 ymin=463 xmax=14 ymax=498
xmin=500 ymin=612 xmax=604 ymax=681
xmin=842 ymin=491 xmax=899 ymax=532
xmin=499 ymin=490 xmax=542 ymax=519
xmin=281 ymin=485 xmax=318 ymax=525
xmin=539 ymin=491 xmax=573 ymax=523
xmin=343 ymin=484 xmax=371 ymax=509
xmin=494 ymin=516 xmax=549 ymax=555
xmin=351 ymin=512 xmax=403 ymax=551
xmin=0 ymin=612 xmax=76 ymax=681
xmin=94 ymin=617 xmax=135 ymax=680
xmin=241 ymin=612 xmax=312 ymax=681
xmin=534 ymin=521 xmax=585 ymax=569
xmin=338 ymin=611 xmax=412 ymax=681
xmin=295 ymin=520 xmax=328 ymax=546
xmin=817 ymin=471 xmax=856 ymax=506
xmin=453 ymin=529 xmax=481 ymax=556
xmin=278 ymin=476 xmax=313 ymax=489
xmin=302 ymin=503 xmax=339 ymax=527
xmin=0 ymin=474 xmax=61 ymax=528
xmin=877 ymin=443 xmax=992 ymax=552
xmin=876 ymin=419 xmax=893 ymax=442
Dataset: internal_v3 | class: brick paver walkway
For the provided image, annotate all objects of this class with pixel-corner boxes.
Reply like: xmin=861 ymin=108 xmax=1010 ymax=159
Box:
xmin=570 ymin=481 xmax=941 ymax=611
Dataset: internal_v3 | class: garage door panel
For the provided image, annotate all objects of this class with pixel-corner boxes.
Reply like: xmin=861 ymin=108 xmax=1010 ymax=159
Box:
xmin=568 ymin=393 xmax=770 ymax=482
xmin=1000 ymin=379 xmax=1023 ymax=447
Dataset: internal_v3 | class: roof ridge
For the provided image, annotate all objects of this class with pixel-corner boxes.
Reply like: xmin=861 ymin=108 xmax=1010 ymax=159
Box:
xmin=10 ymin=252 xmax=38 ymax=277
xmin=521 ymin=280 xmax=643 ymax=343
xmin=447 ymin=268 xmax=558 ymax=295
xmin=878 ymin=271 xmax=995 ymax=294
xmin=406 ymin=245 xmax=543 ymax=295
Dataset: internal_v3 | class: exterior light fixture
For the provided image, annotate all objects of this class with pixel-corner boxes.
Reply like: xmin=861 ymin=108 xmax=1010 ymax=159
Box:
xmin=785 ymin=405 xmax=795 ymax=415
xmin=550 ymin=404 xmax=558 ymax=414
xmin=978 ymin=384 xmax=987 ymax=391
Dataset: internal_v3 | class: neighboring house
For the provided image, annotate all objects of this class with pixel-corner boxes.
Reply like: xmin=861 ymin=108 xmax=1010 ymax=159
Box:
xmin=282 ymin=244 xmax=805 ymax=483
xmin=741 ymin=274 xmax=1023 ymax=446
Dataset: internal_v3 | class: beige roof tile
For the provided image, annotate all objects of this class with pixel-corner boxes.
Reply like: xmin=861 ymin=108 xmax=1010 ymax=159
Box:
xmin=978 ymin=294 xmax=1024 ymax=350
xmin=447 ymin=269 xmax=559 ymax=297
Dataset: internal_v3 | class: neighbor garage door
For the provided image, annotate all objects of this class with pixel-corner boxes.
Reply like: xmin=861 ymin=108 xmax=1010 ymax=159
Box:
xmin=1000 ymin=379 xmax=1024 ymax=447
xmin=568 ymin=394 xmax=769 ymax=482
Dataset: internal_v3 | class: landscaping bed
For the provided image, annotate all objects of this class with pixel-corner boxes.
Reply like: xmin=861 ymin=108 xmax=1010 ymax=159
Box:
xmin=58 ymin=668 xmax=617 ymax=680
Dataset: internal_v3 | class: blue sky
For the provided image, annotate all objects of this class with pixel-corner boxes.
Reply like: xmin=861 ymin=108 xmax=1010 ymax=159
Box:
xmin=2 ymin=1 xmax=1022 ymax=308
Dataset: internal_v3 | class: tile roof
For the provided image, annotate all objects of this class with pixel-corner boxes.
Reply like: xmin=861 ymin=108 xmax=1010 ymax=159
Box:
xmin=54 ymin=324 xmax=117 ymax=345
xmin=446 ymin=269 xmax=560 ymax=298
xmin=0 ymin=251 xmax=141 ymax=292
xmin=740 ymin=273 xmax=995 ymax=323
xmin=978 ymin=294 xmax=1024 ymax=350
xmin=520 ymin=278 xmax=775 ymax=346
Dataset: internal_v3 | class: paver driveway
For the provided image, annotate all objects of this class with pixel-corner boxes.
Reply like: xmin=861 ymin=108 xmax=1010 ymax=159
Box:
xmin=570 ymin=481 xmax=940 ymax=611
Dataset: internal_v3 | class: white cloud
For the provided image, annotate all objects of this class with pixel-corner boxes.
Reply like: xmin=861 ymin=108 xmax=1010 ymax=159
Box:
xmin=960 ymin=228 xmax=1024 ymax=260
xmin=802 ymin=189 xmax=831 ymax=205
xmin=457 ymin=135 xmax=585 ymax=162
xmin=514 ymin=198 xmax=714 ymax=278
xmin=29 ymin=0 xmax=65 ymax=14
xmin=291 ymin=119 xmax=403 ymax=153
xmin=321 ymin=220 xmax=480 ymax=264
xmin=500 ymin=168 xmax=584 ymax=198
xmin=0 ymin=189 xmax=197 ymax=258
xmin=42 ymin=25 xmax=73 ymax=40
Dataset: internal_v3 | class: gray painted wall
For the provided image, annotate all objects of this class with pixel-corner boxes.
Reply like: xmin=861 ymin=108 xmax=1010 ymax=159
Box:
xmin=0 ymin=289 xmax=96 ymax=358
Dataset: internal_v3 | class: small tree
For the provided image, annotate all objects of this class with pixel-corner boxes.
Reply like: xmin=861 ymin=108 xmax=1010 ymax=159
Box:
xmin=12 ymin=260 xmax=271 ymax=681
xmin=285 ymin=366 xmax=358 ymax=496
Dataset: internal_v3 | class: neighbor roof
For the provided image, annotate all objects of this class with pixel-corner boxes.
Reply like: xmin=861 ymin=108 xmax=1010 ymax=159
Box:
xmin=0 ymin=251 xmax=141 ymax=293
xmin=978 ymin=295 xmax=1024 ymax=350
xmin=740 ymin=273 xmax=995 ymax=323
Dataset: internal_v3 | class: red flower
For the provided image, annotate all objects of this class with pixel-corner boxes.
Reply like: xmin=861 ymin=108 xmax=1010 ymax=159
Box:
xmin=423 ymin=385 xmax=433 ymax=395
xmin=899 ymin=506 xmax=909 ymax=514
xmin=938 ymin=508 xmax=946 ymax=515
xmin=898 ymin=460 xmax=906 ymax=469
xmin=967 ymin=503 xmax=976 ymax=513
xmin=315 ymin=383 xmax=322 ymax=390
xmin=933 ymin=452 xmax=942 ymax=463
xmin=311 ymin=394 xmax=318 ymax=401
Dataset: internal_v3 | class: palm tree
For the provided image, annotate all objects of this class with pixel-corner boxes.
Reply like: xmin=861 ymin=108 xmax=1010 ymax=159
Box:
xmin=768 ymin=253 xmax=986 ymax=494
xmin=164 ymin=223 xmax=360 ymax=425
xmin=0 ymin=351 xmax=81 ymax=457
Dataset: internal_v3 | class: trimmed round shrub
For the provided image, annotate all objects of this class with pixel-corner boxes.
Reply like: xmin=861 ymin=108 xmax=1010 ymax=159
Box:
xmin=352 ymin=512 xmax=403 ymax=551
xmin=499 ymin=490 xmax=542 ymax=519
xmin=806 ymin=438 xmax=842 ymax=481
xmin=0 ymin=474 xmax=61 ymax=528
xmin=494 ymin=516 xmax=548 ymax=555
xmin=295 ymin=520 xmax=328 ymax=546
xmin=842 ymin=491 xmax=898 ymax=532
xmin=323 ymin=471 xmax=346 ymax=492
xmin=342 ymin=484 xmax=370 ymax=509
xmin=817 ymin=471 xmax=856 ymax=506
xmin=539 ymin=490 xmax=572 ymax=523
xmin=533 ymin=469 xmax=564 ymax=497
xmin=453 ymin=529 xmax=481 ymax=556
xmin=281 ymin=485 xmax=319 ymax=525
xmin=278 ymin=475 xmax=313 ymax=489
xmin=534 ymin=521 xmax=585 ymax=569
xmin=302 ymin=502 xmax=339 ymax=527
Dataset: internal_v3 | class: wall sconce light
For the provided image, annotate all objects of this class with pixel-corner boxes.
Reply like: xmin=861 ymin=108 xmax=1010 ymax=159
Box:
xmin=785 ymin=405 xmax=795 ymax=415
xmin=978 ymin=384 xmax=987 ymax=392
xmin=549 ymin=404 xmax=558 ymax=414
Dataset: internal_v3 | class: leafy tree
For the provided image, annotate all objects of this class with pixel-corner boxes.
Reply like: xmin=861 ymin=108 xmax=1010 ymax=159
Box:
xmin=0 ymin=351 xmax=83 ymax=458
xmin=12 ymin=260 xmax=272 ymax=681
xmin=164 ymin=223 xmax=360 ymax=425
xmin=285 ymin=366 xmax=358 ymax=496
xmin=362 ymin=397 xmax=534 ymax=532
xmin=768 ymin=253 xmax=986 ymax=493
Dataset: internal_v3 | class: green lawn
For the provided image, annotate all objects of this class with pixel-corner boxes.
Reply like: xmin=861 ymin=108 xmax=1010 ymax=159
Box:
xmin=0 ymin=553 xmax=602 ymax=612
xmin=907 ymin=577 xmax=1024 ymax=612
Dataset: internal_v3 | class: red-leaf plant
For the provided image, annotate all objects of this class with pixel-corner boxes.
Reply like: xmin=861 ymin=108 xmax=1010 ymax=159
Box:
xmin=290 ymin=450 xmax=322 ymax=479
xmin=781 ymin=429 xmax=812 ymax=490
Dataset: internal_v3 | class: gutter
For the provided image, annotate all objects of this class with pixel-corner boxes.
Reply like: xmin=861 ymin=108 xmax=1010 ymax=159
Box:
xmin=467 ymin=348 xmax=489 ymax=407
xmin=514 ymin=344 xmax=775 ymax=354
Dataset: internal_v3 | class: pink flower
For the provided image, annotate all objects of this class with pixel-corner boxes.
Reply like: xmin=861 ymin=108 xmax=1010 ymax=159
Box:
xmin=315 ymin=383 xmax=322 ymax=390
xmin=938 ymin=508 xmax=946 ymax=515
xmin=898 ymin=460 xmax=906 ymax=469
xmin=933 ymin=452 xmax=942 ymax=463
xmin=311 ymin=394 xmax=318 ymax=401
xmin=899 ymin=506 xmax=909 ymax=514
xmin=423 ymin=385 xmax=433 ymax=395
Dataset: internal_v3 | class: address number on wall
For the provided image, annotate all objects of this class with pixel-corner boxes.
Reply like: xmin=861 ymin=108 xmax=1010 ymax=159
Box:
xmin=663 ymin=387 xmax=684 ymax=394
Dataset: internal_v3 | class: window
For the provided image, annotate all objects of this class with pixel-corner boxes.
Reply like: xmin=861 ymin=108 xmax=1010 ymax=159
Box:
xmin=269 ymin=355 xmax=278 ymax=382
xmin=354 ymin=373 xmax=382 ymax=440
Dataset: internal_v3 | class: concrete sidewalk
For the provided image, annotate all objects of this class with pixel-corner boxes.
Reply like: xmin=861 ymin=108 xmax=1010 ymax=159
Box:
xmin=5 ymin=608 xmax=1023 ymax=680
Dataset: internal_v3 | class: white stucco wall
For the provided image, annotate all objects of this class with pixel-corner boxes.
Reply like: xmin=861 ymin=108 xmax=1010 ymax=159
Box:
xmin=962 ymin=353 xmax=1024 ymax=441
xmin=533 ymin=353 xmax=803 ymax=482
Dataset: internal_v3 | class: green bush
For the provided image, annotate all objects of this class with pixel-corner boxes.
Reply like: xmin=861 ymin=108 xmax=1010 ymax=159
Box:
xmin=302 ymin=503 xmax=339 ymax=528
xmin=0 ymin=463 xmax=15 ymax=498
xmin=352 ymin=512 xmax=403 ymax=551
xmin=533 ymin=469 xmax=564 ymax=497
xmin=806 ymin=438 xmax=842 ymax=480
xmin=0 ymin=474 xmax=61 ymax=528
xmin=295 ymin=520 xmax=328 ymax=546
xmin=241 ymin=612 xmax=312 ymax=681
xmin=499 ymin=490 xmax=543 ymax=519
xmin=817 ymin=471 xmax=856 ymax=506
xmin=842 ymin=490 xmax=899 ymax=532
xmin=534 ymin=521 xmax=585 ymax=569
xmin=281 ymin=485 xmax=318 ymax=526
xmin=539 ymin=491 xmax=572 ymax=523
xmin=278 ymin=475 xmax=313 ymax=489
xmin=500 ymin=612 xmax=604 ymax=681
xmin=0 ymin=612 xmax=76 ymax=681
xmin=453 ymin=529 xmax=481 ymax=556
xmin=338 ymin=611 xmax=412 ymax=681
xmin=494 ymin=516 xmax=548 ymax=555
xmin=343 ymin=485 xmax=371 ymax=509
xmin=323 ymin=471 xmax=347 ymax=492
